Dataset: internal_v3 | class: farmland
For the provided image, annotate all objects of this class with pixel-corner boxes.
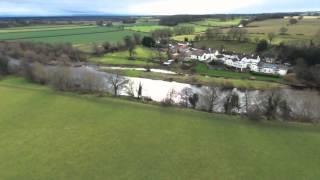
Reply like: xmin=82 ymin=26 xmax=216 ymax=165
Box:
xmin=239 ymin=18 xmax=320 ymax=44
xmin=188 ymin=18 xmax=242 ymax=27
xmin=125 ymin=25 xmax=168 ymax=32
xmin=0 ymin=77 xmax=319 ymax=180
xmin=91 ymin=46 xmax=159 ymax=66
xmin=0 ymin=25 xmax=147 ymax=51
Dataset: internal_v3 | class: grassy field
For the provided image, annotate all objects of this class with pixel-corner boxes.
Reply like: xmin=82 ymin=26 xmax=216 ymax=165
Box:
xmin=125 ymin=25 xmax=168 ymax=32
xmin=194 ymin=40 xmax=257 ymax=54
xmin=0 ymin=25 xmax=147 ymax=51
xmin=191 ymin=18 xmax=242 ymax=27
xmin=236 ymin=18 xmax=320 ymax=44
xmin=91 ymin=46 xmax=159 ymax=66
xmin=0 ymin=24 xmax=95 ymax=33
xmin=125 ymin=18 xmax=237 ymax=34
xmin=0 ymin=77 xmax=319 ymax=179
xmin=195 ymin=63 xmax=281 ymax=82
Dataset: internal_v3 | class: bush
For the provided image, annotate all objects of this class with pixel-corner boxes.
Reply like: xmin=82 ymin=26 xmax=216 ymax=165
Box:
xmin=256 ymin=40 xmax=268 ymax=52
xmin=247 ymin=108 xmax=264 ymax=122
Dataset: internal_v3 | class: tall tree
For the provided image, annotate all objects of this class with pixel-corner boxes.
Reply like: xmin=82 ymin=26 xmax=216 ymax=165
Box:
xmin=267 ymin=32 xmax=276 ymax=44
xmin=123 ymin=36 xmax=136 ymax=59
xmin=279 ymin=27 xmax=288 ymax=35
xmin=108 ymin=74 xmax=129 ymax=96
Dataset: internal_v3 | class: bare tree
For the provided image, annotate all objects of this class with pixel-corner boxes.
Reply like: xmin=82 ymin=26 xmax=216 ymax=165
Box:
xmin=261 ymin=90 xmax=288 ymax=121
xmin=126 ymin=80 xmax=136 ymax=98
xmin=80 ymin=70 xmax=105 ymax=94
xmin=123 ymin=36 xmax=136 ymax=59
xmin=179 ymin=87 xmax=193 ymax=108
xmin=223 ymin=92 xmax=240 ymax=114
xmin=108 ymin=74 xmax=129 ymax=96
xmin=243 ymin=90 xmax=250 ymax=114
xmin=49 ymin=66 xmax=73 ymax=91
xmin=189 ymin=93 xmax=199 ymax=109
xmin=133 ymin=33 xmax=142 ymax=45
xmin=267 ymin=32 xmax=276 ymax=44
xmin=31 ymin=62 xmax=48 ymax=84
xmin=162 ymin=89 xmax=177 ymax=106
xmin=200 ymin=87 xmax=219 ymax=112
xmin=137 ymin=82 xmax=143 ymax=99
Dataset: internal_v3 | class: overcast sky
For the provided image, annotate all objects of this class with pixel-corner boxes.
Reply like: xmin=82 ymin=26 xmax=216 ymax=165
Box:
xmin=0 ymin=0 xmax=318 ymax=16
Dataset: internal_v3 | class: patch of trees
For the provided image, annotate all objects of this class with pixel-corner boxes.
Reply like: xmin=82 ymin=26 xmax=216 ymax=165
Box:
xmin=142 ymin=37 xmax=156 ymax=48
xmin=122 ymin=18 xmax=136 ymax=24
xmin=265 ymin=44 xmax=320 ymax=88
xmin=227 ymin=27 xmax=248 ymax=42
xmin=203 ymin=27 xmax=248 ymax=42
xmin=279 ymin=27 xmax=288 ymax=35
xmin=250 ymin=13 xmax=300 ymax=22
xmin=151 ymin=28 xmax=173 ymax=40
xmin=0 ymin=41 xmax=86 ymax=65
xmin=173 ymin=26 xmax=195 ymax=35
xmin=205 ymin=28 xmax=223 ymax=40
xmin=93 ymin=33 xmax=142 ymax=57
xmin=256 ymin=40 xmax=269 ymax=52
xmin=288 ymin=18 xmax=298 ymax=25
xmin=159 ymin=15 xmax=204 ymax=26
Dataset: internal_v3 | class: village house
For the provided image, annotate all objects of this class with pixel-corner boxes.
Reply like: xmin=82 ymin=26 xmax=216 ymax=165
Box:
xmin=190 ymin=49 xmax=217 ymax=62
xmin=250 ymin=63 xmax=289 ymax=76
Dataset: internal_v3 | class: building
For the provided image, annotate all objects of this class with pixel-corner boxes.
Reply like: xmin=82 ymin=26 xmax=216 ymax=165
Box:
xmin=190 ymin=50 xmax=216 ymax=62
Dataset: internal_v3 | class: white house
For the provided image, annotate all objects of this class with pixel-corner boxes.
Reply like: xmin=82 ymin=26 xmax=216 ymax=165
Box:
xmin=255 ymin=63 xmax=289 ymax=76
xmin=190 ymin=50 xmax=216 ymax=62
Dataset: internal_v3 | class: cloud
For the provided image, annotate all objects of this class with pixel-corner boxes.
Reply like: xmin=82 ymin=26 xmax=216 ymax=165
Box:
xmin=127 ymin=0 xmax=266 ymax=15
xmin=0 ymin=0 xmax=318 ymax=16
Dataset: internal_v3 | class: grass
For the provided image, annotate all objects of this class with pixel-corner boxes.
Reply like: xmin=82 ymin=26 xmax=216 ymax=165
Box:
xmin=192 ymin=18 xmax=242 ymax=27
xmin=0 ymin=25 xmax=147 ymax=49
xmin=220 ymin=18 xmax=320 ymax=45
xmin=195 ymin=63 xmax=282 ymax=82
xmin=0 ymin=77 xmax=320 ymax=179
xmin=245 ymin=18 xmax=320 ymax=37
xmin=194 ymin=40 xmax=257 ymax=54
xmin=125 ymin=25 xmax=168 ymax=32
xmin=91 ymin=46 xmax=159 ymax=67
xmin=0 ymin=24 xmax=94 ymax=33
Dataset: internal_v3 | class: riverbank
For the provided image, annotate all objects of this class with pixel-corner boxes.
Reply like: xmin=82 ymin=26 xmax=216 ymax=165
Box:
xmin=100 ymin=68 xmax=285 ymax=90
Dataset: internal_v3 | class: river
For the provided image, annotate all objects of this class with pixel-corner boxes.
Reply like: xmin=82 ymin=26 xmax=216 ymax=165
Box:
xmin=7 ymin=60 xmax=320 ymax=120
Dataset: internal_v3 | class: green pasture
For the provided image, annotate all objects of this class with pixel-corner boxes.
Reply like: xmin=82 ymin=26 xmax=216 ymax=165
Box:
xmin=0 ymin=77 xmax=319 ymax=179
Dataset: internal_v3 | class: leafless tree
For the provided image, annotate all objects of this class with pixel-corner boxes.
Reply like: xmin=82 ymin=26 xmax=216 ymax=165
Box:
xmin=126 ymin=80 xmax=136 ymax=98
xmin=49 ymin=66 xmax=73 ymax=91
xmin=199 ymin=87 xmax=219 ymax=112
xmin=80 ymin=70 xmax=105 ymax=94
xmin=108 ymin=74 xmax=129 ymax=96
xmin=179 ymin=87 xmax=193 ymax=108
xmin=162 ymin=89 xmax=177 ymax=106
xmin=223 ymin=92 xmax=240 ymax=114
xmin=137 ymin=82 xmax=143 ymax=99
xmin=243 ymin=90 xmax=251 ymax=114
xmin=30 ymin=62 xmax=48 ymax=84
